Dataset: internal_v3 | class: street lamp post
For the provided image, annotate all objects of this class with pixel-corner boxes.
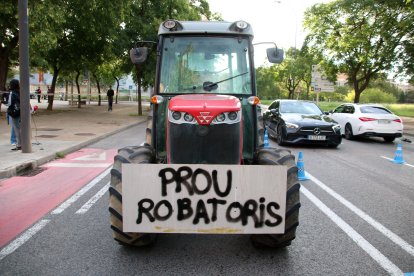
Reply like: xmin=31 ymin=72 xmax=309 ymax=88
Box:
xmin=18 ymin=0 xmax=32 ymax=153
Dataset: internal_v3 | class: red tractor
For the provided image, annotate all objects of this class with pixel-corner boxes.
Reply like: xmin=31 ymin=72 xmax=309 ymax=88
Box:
xmin=109 ymin=20 xmax=300 ymax=248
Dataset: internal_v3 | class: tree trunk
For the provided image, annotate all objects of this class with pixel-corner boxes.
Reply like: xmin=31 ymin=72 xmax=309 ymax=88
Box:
xmin=136 ymin=68 xmax=143 ymax=116
xmin=47 ymin=65 xmax=60 ymax=111
xmin=0 ymin=35 xmax=18 ymax=92
xmin=75 ymin=71 xmax=82 ymax=108
xmin=114 ymin=77 xmax=120 ymax=104
xmin=138 ymin=77 xmax=142 ymax=116
xmin=93 ymin=72 xmax=101 ymax=106
xmin=0 ymin=52 xmax=9 ymax=92
xmin=65 ymin=80 xmax=68 ymax=101
xmin=354 ymin=84 xmax=362 ymax=103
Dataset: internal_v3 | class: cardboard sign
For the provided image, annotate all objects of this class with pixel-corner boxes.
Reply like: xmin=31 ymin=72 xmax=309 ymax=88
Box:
xmin=123 ymin=164 xmax=287 ymax=234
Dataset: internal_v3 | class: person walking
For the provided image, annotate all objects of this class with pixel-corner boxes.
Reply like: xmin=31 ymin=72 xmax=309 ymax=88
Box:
xmin=35 ymin=86 xmax=42 ymax=103
xmin=2 ymin=91 xmax=17 ymax=146
xmin=7 ymin=79 xmax=21 ymax=151
xmin=107 ymin=87 xmax=114 ymax=111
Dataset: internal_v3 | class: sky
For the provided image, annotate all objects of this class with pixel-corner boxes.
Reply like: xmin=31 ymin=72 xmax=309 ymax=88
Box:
xmin=207 ymin=0 xmax=330 ymax=67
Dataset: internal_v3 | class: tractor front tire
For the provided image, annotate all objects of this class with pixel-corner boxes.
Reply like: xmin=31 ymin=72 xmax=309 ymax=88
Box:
xmin=109 ymin=145 xmax=157 ymax=246
xmin=250 ymin=147 xmax=301 ymax=248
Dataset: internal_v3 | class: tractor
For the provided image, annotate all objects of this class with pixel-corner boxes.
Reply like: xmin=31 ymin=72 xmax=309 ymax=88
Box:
xmin=109 ymin=20 xmax=300 ymax=248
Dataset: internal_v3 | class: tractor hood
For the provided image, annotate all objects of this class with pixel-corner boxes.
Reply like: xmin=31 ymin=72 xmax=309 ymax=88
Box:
xmin=168 ymin=94 xmax=241 ymax=125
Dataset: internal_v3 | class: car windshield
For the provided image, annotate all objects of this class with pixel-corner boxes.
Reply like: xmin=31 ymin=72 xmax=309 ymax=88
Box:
xmin=280 ymin=101 xmax=323 ymax=115
xmin=159 ymin=36 xmax=251 ymax=94
xmin=360 ymin=106 xmax=392 ymax=114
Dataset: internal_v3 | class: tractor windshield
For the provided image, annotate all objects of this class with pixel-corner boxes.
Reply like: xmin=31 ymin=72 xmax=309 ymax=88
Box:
xmin=159 ymin=36 xmax=252 ymax=95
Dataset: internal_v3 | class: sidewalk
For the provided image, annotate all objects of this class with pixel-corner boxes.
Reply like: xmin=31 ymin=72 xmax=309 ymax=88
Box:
xmin=0 ymin=100 xmax=148 ymax=178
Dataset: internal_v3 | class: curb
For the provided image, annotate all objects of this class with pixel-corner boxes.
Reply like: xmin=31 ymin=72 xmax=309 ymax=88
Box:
xmin=0 ymin=119 xmax=146 ymax=179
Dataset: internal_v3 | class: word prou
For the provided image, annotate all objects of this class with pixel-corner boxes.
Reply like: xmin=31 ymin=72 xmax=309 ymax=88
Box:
xmin=136 ymin=197 xmax=283 ymax=228
xmin=158 ymin=167 xmax=232 ymax=197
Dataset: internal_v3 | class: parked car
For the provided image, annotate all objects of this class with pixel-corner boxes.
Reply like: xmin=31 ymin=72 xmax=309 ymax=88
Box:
xmin=328 ymin=103 xmax=403 ymax=142
xmin=263 ymin=100 xmax=342 ymax=147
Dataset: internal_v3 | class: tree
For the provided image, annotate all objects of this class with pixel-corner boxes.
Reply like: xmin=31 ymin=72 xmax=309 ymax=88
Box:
xmin=120 ymin=0 xmax=214 ymax=115
xmin=274 ymin=48 xmax=303 ymax=99
xmin=30 ymin=0 xmax=124 ymax=110
xmin=256 ymin=65 xmax=283 ymax=100
xmin=0 ymin=1 xmax=20 ymax=92
xmin=304 ymin=0 xmax=414 ymax=103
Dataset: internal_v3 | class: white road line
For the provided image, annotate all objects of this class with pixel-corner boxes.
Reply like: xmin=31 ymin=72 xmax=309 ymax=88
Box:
xmin=46 ymin=163 xmax=111 ymax=168
xmin=307 ymin=172 xmax=414 ymax=257
xmin=51 ymin=166 xmax=112 ymax=215
xmin=76 ymin=182 xmax=110 ymax=214
xmin=301 ymin=187 xmax=403 ymax=276
xmin=381 ymin=156 xmax=414 ymax=168
xmin=0 ymin=219 xmax=50 ymax=261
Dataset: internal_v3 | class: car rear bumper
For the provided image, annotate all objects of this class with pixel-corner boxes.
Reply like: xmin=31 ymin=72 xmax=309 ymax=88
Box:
xmin=359 ymin=132 xmax=403 ymax=138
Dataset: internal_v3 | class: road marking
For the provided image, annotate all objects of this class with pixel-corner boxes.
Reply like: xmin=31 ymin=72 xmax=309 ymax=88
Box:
xmin=46 ymin=163 xmax=111 ymax=168
xmin=380 ymin=156 xmax=414 ymax=168
xmin=307 ymin=172 xmax=414 ymax=257
xmin=73 ymin=151 xmax=107 ymax=161
xmin=301 ymin=186 xmax=403 ymax=276
xmin=76 ymin=182 xmax=109 ymax=214
xmin=51 ymin=166 xmax=112 ymax=215
xmin=0 ymin=219 xmax=50 ymax=261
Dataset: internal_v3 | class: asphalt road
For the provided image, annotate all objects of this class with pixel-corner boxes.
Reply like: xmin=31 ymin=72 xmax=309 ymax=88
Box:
xmin=0 ymin=123 xmax=413 ymax=275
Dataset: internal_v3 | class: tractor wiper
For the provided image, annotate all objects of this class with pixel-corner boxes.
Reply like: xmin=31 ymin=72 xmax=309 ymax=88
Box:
xmin=181 ymin=71 xmax=249 ymax=92
xmin=203 ymin=71 xmax=249 ymax=92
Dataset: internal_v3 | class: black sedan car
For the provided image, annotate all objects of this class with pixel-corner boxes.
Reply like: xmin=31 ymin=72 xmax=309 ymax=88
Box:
xmin=263 ymin=100 xmax=342 ymax=147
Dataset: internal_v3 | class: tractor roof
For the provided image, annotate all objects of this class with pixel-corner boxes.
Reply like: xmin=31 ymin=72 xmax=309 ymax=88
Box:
xmin=158 ymin=20 xmax=254 ymax=37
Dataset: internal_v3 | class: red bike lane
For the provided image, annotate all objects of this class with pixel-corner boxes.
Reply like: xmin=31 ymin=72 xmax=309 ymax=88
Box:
xmin=0 ymin=148 xmax=116 ymax=249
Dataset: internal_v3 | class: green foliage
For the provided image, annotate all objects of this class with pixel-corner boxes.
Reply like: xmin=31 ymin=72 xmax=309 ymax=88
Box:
xmin=304 ymin=0 xmax=414 ymax=103
xmin=345 ymin=88 xmax=397 ymax=104
xmin=55 ymin=152 xmax=66 ymax=158
xmin=384 ymin=104 xmax=414 ymax=117
xmin=256 ymin=66 xmax=284 ymax=100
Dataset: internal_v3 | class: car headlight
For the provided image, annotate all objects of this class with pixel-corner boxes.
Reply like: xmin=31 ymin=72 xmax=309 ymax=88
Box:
xmin=332 ymin=124 xmax=341 ymax=132
xmin=285 ymin=122 xmax=299 ymax=129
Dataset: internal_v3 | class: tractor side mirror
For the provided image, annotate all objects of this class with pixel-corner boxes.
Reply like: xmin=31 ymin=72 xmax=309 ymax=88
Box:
xmin=267 ymin=48 xmax=284 ymax=64
xmin=130 ymin=47 xmax=148 ymax=65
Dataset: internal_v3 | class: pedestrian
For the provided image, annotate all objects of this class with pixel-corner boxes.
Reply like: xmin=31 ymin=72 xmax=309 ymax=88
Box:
xmin=35 ymin=86 xmax=42 ymax=103
xmin=1 ymin=91 xmax=17 ymax=146
xmin=107 ymin=87 xmax=114 ymax=111
xmin=7 ymin=79 xmax=21 ymax=151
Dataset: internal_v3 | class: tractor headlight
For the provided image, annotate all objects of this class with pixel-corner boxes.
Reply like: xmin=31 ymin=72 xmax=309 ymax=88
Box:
xmin=228 ymin=112 xmax=238 ymax=121
xmin=216 ymin=113 xmax=225 ymax=122
xmin=184 ymin=113 xmax=194 ymax=122
xmin=172 ymin=111 xmax=181 ymax=120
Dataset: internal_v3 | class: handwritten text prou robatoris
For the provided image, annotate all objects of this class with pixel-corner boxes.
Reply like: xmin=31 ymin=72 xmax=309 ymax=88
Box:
xmin=136 ymin=166 xmax=283 ymax=228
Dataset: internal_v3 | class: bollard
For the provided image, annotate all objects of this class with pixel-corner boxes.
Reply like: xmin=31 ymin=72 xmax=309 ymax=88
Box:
xmin=264 ymin=129 xmax=269 ymax=148
xmin=297 ymin=151 xmax=309 ymax=181
xmin=392 ymin=143 xmax=406 ymax=164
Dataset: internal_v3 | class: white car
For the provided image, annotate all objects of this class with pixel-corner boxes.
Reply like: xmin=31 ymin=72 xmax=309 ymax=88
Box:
xmin=329 ymin=103 xmax=403 ymax=142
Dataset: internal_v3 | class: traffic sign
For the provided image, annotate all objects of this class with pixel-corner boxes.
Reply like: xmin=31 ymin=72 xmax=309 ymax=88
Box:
xmin=311 ymin=65 xmax=335 ymax=92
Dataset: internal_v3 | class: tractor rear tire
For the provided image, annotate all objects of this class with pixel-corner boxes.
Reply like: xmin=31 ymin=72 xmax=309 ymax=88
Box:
xmin=250 ymin=147 xmax=301 ymax=248
xmin=109 ymin=145 xmax=157 ymax=246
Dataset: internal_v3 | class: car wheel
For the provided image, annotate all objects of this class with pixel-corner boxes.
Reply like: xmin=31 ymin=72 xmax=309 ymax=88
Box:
xmin=383 ymin=137 xmax=395 ymax=143
xmin=276 ymin=125 xmax=286 ymax=146
xmin=344 ymin=124 xmax=354 ymax=140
